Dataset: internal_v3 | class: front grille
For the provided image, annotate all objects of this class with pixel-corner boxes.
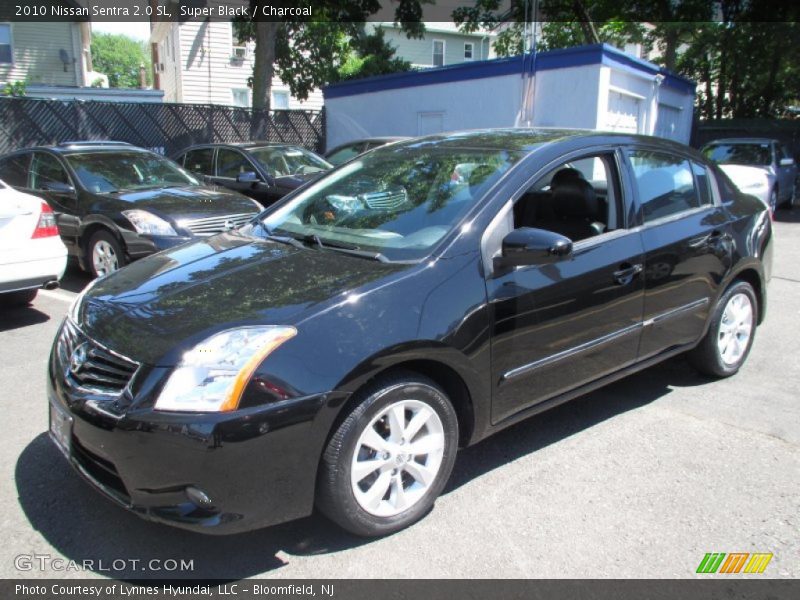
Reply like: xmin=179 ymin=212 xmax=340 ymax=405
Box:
xmin=361 ymin=189 xmax=408 ymax=210
xmin=179 ymin=212 xmax=256 ymax=236
xmin=57 ymin=320 xmax=139 ymax=395
xmin=72 ymin=436 xmax=130 ymax=502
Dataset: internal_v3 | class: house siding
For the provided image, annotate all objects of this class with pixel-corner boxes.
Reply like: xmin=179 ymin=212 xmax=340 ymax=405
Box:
xmin=159 ymin=21 xmax=322 ymax=110
xmin=0 ymin=22 xmax=82 ymax=86
xmin=377 ymin=26 xmax=492 ymax=68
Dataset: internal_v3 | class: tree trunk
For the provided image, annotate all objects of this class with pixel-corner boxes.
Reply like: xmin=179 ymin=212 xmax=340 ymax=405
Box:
xmin=663 ymin=28 xmax=678 ymax=71
xmin=251 ymin=21 xmax=280 ymax=111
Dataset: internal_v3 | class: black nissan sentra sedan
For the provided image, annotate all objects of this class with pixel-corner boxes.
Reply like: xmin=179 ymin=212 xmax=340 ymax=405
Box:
xmin=0 ymin=142 xmax=263 ymax=278
xmin=48 ymin=130 xmax=772 ymax=537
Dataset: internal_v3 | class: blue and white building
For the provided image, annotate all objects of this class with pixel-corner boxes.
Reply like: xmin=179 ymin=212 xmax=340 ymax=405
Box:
xmin=323 ymin=44 xmax=696 ymax=150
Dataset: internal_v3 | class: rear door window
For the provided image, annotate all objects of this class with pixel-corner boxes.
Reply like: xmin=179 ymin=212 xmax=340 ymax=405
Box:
xmin=628 ymin=150 xmax=705 ymax=223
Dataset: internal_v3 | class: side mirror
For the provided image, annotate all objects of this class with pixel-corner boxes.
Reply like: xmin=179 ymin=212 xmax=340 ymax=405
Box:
xmin=779 ymin=157 xmax=795 ymax=167
xmin=41 ymin=181 xmax=76 ymax=196
xmin=495 ymin=227 xmax=573 ymax=269
xmin=236 ymin=171 xmax=261 ymax=183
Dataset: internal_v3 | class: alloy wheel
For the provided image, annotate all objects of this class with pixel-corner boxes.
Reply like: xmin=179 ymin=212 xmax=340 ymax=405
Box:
xmin=717 ymin=292 xmax=754 ymax=366
xmin=350 ymin=399 xmax=445 ymax=517
xmin=92 ymin=240 xmax=119 ymax=276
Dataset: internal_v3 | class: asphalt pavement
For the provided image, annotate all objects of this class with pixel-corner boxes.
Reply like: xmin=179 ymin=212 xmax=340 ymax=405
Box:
xmin=1 ymin=211 xmax=798 ymax=579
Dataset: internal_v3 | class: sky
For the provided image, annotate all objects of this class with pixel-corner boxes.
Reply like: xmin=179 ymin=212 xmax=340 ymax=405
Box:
xmin=91 ymin=22 xmax=152 ymax=42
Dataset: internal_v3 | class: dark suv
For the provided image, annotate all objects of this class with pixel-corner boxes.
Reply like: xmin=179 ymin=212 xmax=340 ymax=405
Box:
xmin=0 ymin=142 xmax=263 ymax=277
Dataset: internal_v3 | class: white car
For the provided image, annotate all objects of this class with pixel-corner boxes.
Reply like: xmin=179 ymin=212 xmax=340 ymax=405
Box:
xmin=0 ymin=179 xmax=67 ymax=306
xmin=702 ymin=138 xmax=797 ymax=212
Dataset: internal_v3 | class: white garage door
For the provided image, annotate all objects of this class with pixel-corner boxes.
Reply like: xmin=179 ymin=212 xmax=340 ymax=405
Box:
xmin=605 ymin=91 xmax=641 ymax=134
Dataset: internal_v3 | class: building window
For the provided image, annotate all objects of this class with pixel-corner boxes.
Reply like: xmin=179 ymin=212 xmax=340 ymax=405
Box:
xmin=231 ymin=88 xmax=250 ymax=107
xmin=272 ymin=90 xmax=290 ymax=110
xmin=0 ymin=24 xmax=12 ymax=64
xmin=464 ymin=42 xmax=474 ymax=61
xmin=432 ymin=40 xmax=445 ymax=67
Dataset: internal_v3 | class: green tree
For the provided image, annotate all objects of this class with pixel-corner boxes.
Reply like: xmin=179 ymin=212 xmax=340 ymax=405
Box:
xmin=337 ymin=27 xmax=412 ymax=81
xmin=91 ymin=32 xmax=151 ymax=89
xmin=234 ymin=1 xmax=426 ymax=111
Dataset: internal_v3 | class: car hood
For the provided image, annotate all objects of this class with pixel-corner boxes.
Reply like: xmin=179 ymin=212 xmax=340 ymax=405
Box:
xmin=112 ymin=186 xmax=261 ymax=219
xmin=76 ymin=232 xmax=406 ymax=365
xmin=717 ymin=164 xmax=773 ymax=186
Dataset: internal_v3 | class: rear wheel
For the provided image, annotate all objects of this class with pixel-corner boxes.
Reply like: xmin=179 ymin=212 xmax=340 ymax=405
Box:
xmin=688 ymin=281 xmax=757 ymax=377
xmin=316 ymin=373 xmax=459 ymax=537
xmin=86 ymin=230 xmax=125 ymax=278
xmin=0 ymin=289 xmax=37 ymax=306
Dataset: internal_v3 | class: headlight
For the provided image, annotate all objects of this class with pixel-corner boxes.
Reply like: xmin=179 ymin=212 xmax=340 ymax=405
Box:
xmin=155 ymin=326 xmax=297 ymax=412
xmin=122 ymin=210 xmax=178 ymax=236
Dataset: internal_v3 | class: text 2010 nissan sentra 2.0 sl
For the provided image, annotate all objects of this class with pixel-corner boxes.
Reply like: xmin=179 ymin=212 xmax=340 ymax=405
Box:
xmin=48 ymin=130 xmax=772 ymax=537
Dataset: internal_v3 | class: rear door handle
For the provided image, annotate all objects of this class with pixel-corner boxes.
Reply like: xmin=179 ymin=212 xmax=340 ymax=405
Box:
xmin=613 ymin=263 xmax=643 ymax=285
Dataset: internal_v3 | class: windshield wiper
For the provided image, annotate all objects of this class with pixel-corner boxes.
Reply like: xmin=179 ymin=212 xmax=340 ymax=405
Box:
xmin=254 ymin=222 xmax=306 ymax=249
xmin=297 ymin=234 xmax=389 ymax=263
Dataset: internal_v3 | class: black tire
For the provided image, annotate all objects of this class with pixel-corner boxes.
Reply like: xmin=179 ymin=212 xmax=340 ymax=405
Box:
xmin=769 ymin=188 xmax=778 ymax=213
xmin=0 ymin=289 xmax=37 ymax=306
xmin=316 ymin=372 xmax=459 ymax=537
xmin=85 ymin=229 xmax=126 ymax=278
xmin=688 ymin=281 xmax=758 ymax=378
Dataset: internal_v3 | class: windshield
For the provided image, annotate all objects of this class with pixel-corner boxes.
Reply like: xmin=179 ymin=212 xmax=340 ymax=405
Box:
xmin=66 ymin=151 xmax=199 ymax=193
xmin=257 ymin=143 xmax=524 ymax=261
xmin=703 ymin=143 xmax=772 ymax=167
xmin=249 ymin=146 xmax=331 ymax=177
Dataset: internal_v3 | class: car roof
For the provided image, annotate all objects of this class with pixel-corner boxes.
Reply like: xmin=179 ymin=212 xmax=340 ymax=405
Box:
xmin=703 ymin=138 xmax=779 ymax=145
xmin=180 ymin=142 xmax=304 ymax=151
xmin=10 ymin=142 xmax=154 ymax=155
xmin=388 ymin=128 xmax=701 ymax=157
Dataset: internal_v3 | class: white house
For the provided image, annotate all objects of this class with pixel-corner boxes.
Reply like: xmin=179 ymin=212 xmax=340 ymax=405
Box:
xmin=0 ymin=21 xmax=96 ymax=88
xmin=323 ymin=43 xmax=695 ymax=150
xmin=148 ymin=19 xmax=324 ymax=110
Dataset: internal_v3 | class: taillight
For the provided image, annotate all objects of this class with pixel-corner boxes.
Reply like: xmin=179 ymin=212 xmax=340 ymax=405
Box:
xmin=31 ymin=202 xmax=59 ymax=238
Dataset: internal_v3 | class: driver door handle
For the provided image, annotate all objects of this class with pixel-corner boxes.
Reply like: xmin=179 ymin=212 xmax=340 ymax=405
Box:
xmin=613 ymin=263 xmax=643 ymax=286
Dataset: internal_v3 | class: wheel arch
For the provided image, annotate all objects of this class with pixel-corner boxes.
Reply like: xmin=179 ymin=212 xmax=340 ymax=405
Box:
xmin=721 ymin=261 xmax=766 ymax=325
xmin=328 ymin=345 xmax=484 ymax=450
xmin=79 ymin=217 xmax=127 ymax=267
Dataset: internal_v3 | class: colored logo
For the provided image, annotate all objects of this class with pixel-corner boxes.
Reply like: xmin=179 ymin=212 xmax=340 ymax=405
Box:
xmin=696 ymin=552 xmax=773 ymax=574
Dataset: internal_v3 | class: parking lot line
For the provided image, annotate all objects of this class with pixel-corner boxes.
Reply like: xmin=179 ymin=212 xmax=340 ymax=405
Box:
xmin=39 ymin=288 xmax=77 ymax=303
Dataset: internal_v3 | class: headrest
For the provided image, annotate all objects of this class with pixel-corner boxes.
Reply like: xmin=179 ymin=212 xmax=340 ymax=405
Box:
xmin=550 ymin=167 xmax=583 ymax=188
xmin=553 ymin=178 xmax=599 ymax=219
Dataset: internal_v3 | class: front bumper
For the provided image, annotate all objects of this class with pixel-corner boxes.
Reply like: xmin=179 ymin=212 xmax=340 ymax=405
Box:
xmin=122 ymin=232 xmax=193 ymax=260
xmin=47 ymin=325 xmax=344 ymax=535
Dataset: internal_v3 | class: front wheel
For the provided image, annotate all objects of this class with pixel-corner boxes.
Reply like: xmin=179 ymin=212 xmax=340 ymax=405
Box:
xmin=688 ymin=281 xmax=757 ymax=377
xmin=316 ymin=373 xmax=459 ymax=537
xmin=86 ymin=229 xmax=126 ymax=278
